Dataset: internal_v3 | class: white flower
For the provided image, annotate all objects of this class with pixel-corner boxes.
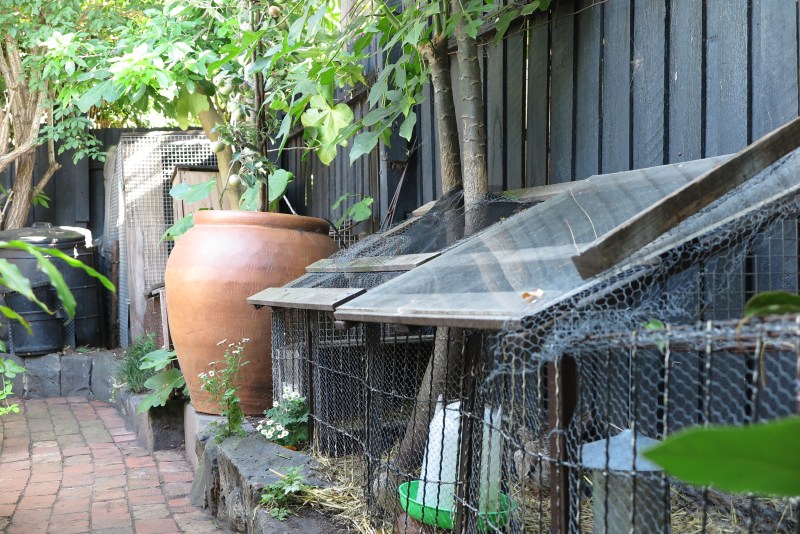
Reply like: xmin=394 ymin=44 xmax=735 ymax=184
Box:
xmin=266 ymin=430 xmax=274 ymax=439
xmin=198 ymin=372 xmax=207 ymax=379
xmin=242 ymin=338 xmax=251 ymax=342
xmin=216 ymin=339 xmax=227 ymax=346
xmin=275 ymin=424 xmax=284 ymax=431
xmin=266 ymin=419 xmax=274 ymax=426
xmin=256 ymin=424 xmax=263 ymax=431
xmin=208 ymin=370 xmax=216 ymax=377
xmin=279 ymin=430 xmax=289 ymax=439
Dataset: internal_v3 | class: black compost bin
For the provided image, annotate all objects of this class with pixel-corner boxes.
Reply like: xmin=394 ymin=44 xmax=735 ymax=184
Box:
xmin=0 ymin=223 xmax=104 ymax=354
xmin=2 ymin=287 xmax=64 ymax=356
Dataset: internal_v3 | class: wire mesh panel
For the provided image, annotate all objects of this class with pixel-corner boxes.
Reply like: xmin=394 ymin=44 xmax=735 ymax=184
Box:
xmin=117 ymin=132 xmax=216 ymax=342
xmin=484 ymin=318 xmax=800 ymax=534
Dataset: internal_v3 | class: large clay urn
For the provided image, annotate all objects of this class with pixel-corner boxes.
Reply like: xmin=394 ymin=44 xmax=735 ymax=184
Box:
xmin=165 ymin=211 xmax=337 ymax=415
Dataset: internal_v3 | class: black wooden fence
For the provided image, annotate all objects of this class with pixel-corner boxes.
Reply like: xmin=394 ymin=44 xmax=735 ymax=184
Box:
xmin=281 ymin=0 xmax=800 ymax=227
xmin=0 ymin=128 xmax=169 ymax=240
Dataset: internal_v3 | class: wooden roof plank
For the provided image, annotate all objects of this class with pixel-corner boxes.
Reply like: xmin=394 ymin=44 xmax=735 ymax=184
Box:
xmin=247 ymin=287 xmax=366 ymax=311
xmin=572 ymin=115 xmax=800 ymax=279
xmin=305 ymin=253 xmax=440 ymax=273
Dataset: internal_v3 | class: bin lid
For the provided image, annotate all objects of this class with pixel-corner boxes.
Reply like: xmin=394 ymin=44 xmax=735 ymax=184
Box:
xmin=0 ymin=223 xmax=87 ymax=248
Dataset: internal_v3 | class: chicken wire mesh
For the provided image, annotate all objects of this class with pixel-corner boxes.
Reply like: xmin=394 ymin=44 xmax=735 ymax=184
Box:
xmin=115 ymin=132 xmax=216 ymax=346
xmin=270 ymin=153 xmax=800 ymax=532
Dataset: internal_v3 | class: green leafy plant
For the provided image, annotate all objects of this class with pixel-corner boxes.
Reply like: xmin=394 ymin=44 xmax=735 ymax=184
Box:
xmin=137 ymin=348 xmax=187 ymax=413
xmin=259 ymin=467 xmax=312 ymax=521
xmin=258 ymin=386 xmax=309 ymax=448
xmin=116 ymin=333 xmax=158 ymax=394
xmin=644 ymin=416 xmax=800 ymax=498
xmin=743 ymin=290 xmax=800 ymax=319
xmin=0 ymin=240 xmax=113 ymax=414
xmin=331 ymin=194 xmax=374 ymax=229
xmin=199 ymin=339 xmax=249 ymax=442
xmin=0 ymin=357 xmax=25 ymax=416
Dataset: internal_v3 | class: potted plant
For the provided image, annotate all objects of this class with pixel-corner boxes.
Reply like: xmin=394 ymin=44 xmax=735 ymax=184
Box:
xmin=158 ymin=0 xmax=364 ymax=415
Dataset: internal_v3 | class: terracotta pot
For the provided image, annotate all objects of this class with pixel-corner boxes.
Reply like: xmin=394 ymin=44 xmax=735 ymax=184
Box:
xmin=165 ymin=211 xmax=337 ymax=415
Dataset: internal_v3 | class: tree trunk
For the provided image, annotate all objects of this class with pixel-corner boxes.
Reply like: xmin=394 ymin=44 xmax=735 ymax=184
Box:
xmin=0 ymin=38 xmax=48 ymax=229
xmin=420 ymin=34 xmax=462 ymax=195
xmin=197 ymin=100 xmax=244 ymax=208
xmin=452 ymin=1 xmax=488 ymax=207
xmin=5 ymin=151 xmax=34 ymax=229
xmin=394 ymin=326 xmax=464 ymax=473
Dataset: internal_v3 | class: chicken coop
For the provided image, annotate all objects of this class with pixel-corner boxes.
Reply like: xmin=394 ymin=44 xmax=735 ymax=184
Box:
xmin=254 ymin=143 xmax=800 ymax=533
xmin=248 ymin=191 xmax=532 ymax=457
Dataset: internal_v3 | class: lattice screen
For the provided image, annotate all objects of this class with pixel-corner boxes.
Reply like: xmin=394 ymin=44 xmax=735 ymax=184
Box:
xmin=116 ymin=132 xmax=216 ymax=345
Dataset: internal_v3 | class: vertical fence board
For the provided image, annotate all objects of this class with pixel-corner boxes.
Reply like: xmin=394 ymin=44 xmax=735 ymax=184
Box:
xmin=668 ymin=0 xmax=702 ymax=163
xmin=420 ymin=82 xmax=437 ymax=204
xmin=601 ymin=0 xmax=632 ymax=173
xmin=574 ymin=2 xmax=602 ymax=180
xmin=505 ymin=30 xmax=525 ymax=191
xmin=705 ymin=1 xmax=748 ymax=156
xmin=487 ymin=41 xmax=506 ymax=191
xmin=549 ymin=4 xmax=575 ymax=183
xmin=750 ymin=0 xmax=799 ymax=297
xmin=527 ymin=13 xmax=549 ymax=187
xmin=632 ymin=0 xmax=666 ymax=168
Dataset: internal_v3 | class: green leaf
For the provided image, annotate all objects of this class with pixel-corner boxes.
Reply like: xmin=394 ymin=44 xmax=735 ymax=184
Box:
xmin=169 ymin=178 xmax=216 ymax=204
xmin=643 ymin=318 xmax=666 ymax=331
xmin=349 ymin=130 xmax=381 ymax=164
xmin=3 ymin=243 xmax=75 ymax=317
xmin=75 ymin=81 xmax=108 ymax=113
xmin=331 ymin=194 xmax=349 ymax=211
xmin=744 ymin=291 xmax=800 ymax=317
xmin=399 ymin=113 xmax=416 ymax=141
xmin=138 ymin=368 xmax=185 ymax=413
xmin=13 ymin=243 xmax=114 ymax=293
xmin=175 ymin=87 xmax=210 ymax=130
xmin=0 ymin=305 xmax=30 ymax=334
xmin=494 ymin=9 xmax=521 ymax=45
xmin=644 ymin=417 xmax=800 ymax=498
xmin=268 ymin=169 xmax=293 ymax=204
xmin=139 ymin=349 xmax=176 ymax=371
xmin=0 ymin=259 xmax=43 ymax=306
xmin=349 ymin=197 xmax=373 ymax=222
xmin=161 ymin=214 xmax=194 ymax=242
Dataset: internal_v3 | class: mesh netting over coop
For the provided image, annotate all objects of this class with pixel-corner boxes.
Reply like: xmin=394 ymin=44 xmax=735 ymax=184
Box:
xmin=248 ymin=192 xmax=532 ymax=457
xmin=257 ymin=149 xmax=800 ymax=533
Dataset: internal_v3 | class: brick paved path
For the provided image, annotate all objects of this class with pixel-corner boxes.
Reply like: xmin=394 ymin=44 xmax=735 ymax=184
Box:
xmin=0 ymin=397 xmax=224 ymax=534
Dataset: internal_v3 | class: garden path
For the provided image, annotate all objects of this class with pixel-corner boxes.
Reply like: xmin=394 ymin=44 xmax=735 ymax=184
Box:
xmin=0 ymin=397 xmax=226 ymax=534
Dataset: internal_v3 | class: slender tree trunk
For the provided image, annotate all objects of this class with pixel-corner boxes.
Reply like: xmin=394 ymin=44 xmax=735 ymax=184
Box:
xmin=394 ymin=27 xmax=467 ymax=474
xmin=420 ymin=34 xmax=461 ymax=195
xmin=452 ymin=0 xmax=488 ymax=207
xmin=198 ymin=100 xmax=244 ymax=208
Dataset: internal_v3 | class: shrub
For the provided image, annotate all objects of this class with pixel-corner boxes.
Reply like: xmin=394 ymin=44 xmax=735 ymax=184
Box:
xmin=117 ymin=333 xmax=157 ymax=393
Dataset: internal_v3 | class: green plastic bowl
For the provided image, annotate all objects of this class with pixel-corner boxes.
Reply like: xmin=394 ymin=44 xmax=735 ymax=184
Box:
xmin=397 ymin=480 xmax=516 ymax=531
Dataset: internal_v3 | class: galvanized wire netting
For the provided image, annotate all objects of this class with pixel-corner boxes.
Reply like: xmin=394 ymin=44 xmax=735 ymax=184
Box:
xmin=271 ymin=164 xmax=800 ymax=532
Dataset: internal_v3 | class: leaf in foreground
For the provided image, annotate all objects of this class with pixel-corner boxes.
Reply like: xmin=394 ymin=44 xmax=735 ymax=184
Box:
xmin=644 ymin=417 xmax=800 ymax=498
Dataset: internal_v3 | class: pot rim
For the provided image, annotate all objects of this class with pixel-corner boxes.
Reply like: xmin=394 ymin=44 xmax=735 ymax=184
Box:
xmin=193 ymin=210 xmax=332 ymax=234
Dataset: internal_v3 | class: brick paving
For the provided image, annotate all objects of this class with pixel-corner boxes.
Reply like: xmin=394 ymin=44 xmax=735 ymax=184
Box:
xmin=0 ymin=397 xmax=224 ymax=534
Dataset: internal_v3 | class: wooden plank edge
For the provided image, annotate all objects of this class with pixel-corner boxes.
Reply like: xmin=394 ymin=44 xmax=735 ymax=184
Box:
xmin=332 ymin=308 xmax=520 ymax=330
xmin=306 ymin=252 xmax=440 ymax=273
xmin=246 ymin=287 xmax=366 ymax=312
xmin=572 ymin=115 xmax=800 ymax=279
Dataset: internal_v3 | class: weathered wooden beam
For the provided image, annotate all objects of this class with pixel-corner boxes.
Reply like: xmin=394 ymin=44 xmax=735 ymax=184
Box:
xmin=305 ymin=253 xmax=440 ymax=273
xmin=246 ymin=287 xmax=366 ymax=311
xmin=572 ymin=115 xmax=800 ymax=279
